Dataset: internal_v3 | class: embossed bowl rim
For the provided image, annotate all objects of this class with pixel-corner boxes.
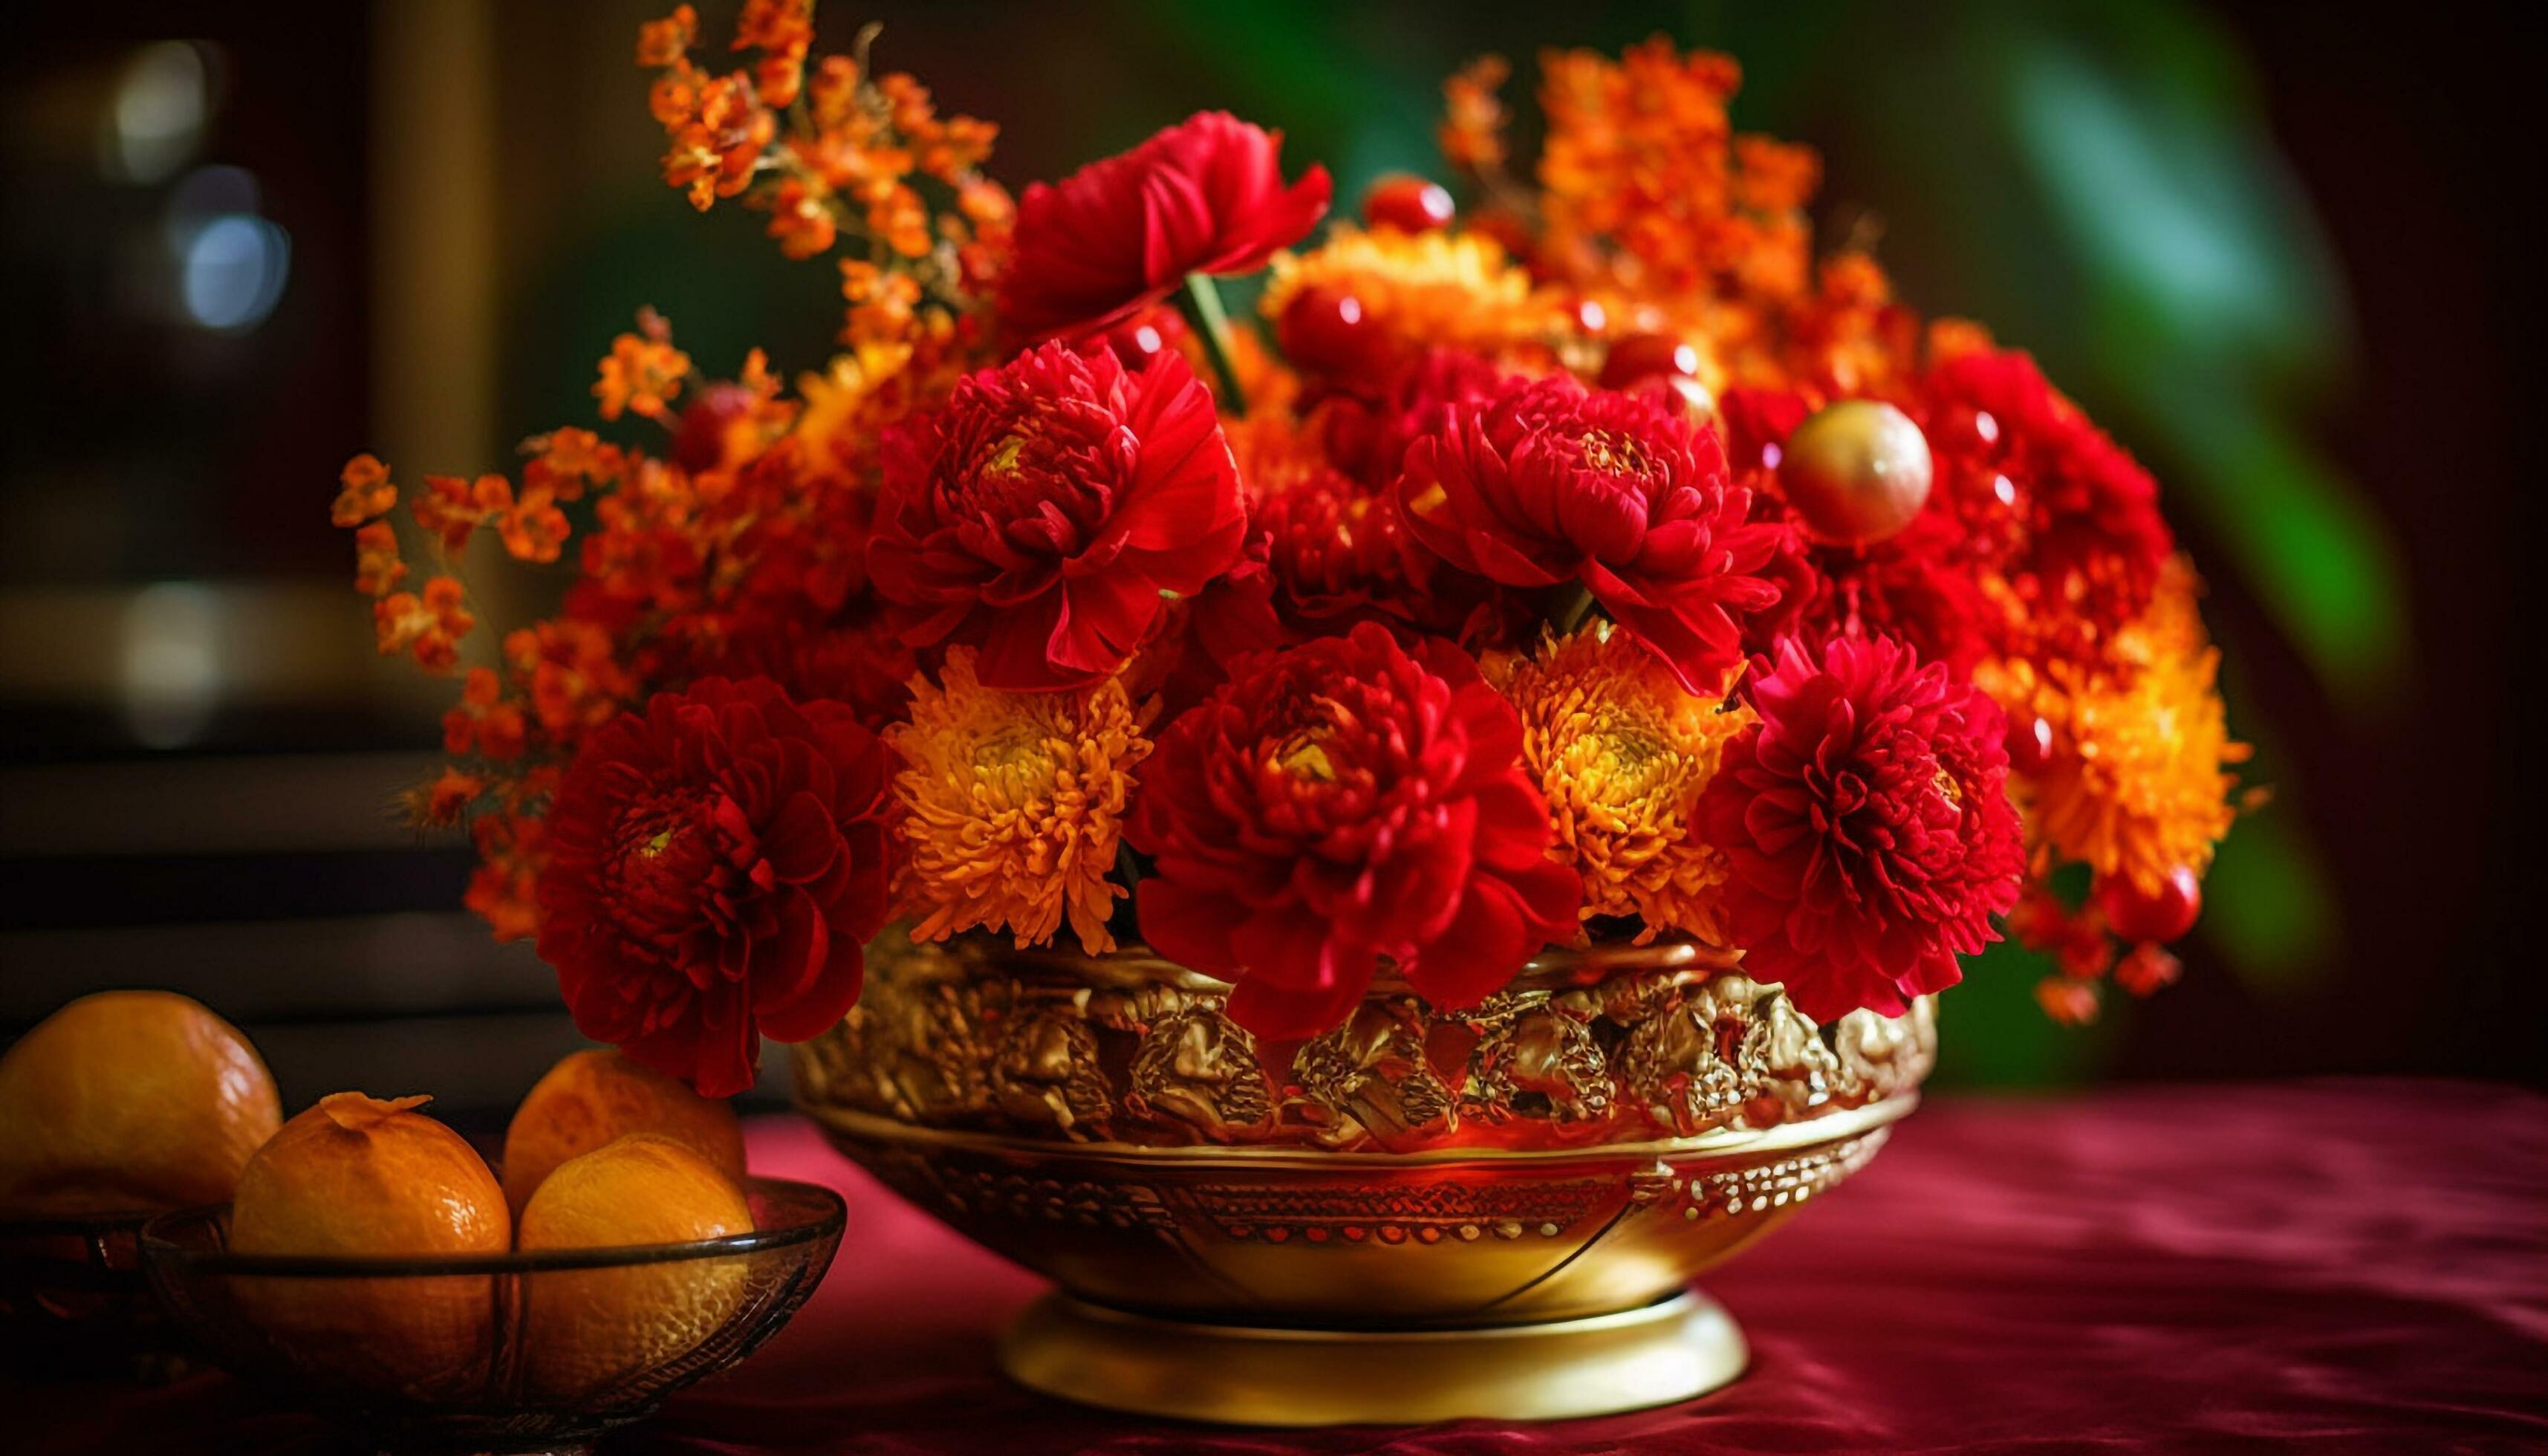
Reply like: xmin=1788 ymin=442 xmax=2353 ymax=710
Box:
xmin=804 ymin=1093 xmax=1917 ymax=1168
xmin=945 ymin=935 xmax=1743 ymax=998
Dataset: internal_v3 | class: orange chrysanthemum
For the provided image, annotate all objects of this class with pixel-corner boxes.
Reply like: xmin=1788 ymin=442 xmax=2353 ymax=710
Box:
xmin=1489 ymin=623 xmax=1752 ymax=943
xmin=1982 ymin=565 xmax=2248 ymax=895
xmin=1262 ymin=225 xmax=1557 ymax=371
xmin=885 ymin=647 xmax=1156 ymax=955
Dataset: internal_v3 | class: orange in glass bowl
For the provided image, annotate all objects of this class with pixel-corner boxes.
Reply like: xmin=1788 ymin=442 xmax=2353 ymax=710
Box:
xmin=140 ymin=1172 xmax=845 ymax=1454
xmin=0 ymin=989 xmax=283 ymax=1378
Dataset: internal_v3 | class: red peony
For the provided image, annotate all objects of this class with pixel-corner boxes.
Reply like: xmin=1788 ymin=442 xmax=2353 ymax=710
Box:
xmin=1397 ymin=373 xmax=1783 ymax=693
xmin=1128 ymin=622 xmax=1580 ymax=1040
xmin=1000 ymin=111 xmax=1332 ymax=342
xmin=1697 ymin=635 xmax=2023 ymax=1022
xmin=868 ymin=341 xmax=1246 ymax=691
xmin=535 ymin=676 xmax=898 ymax=1096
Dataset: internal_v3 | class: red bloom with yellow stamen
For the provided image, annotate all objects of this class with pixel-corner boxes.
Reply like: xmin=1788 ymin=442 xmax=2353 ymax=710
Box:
xmin=1697 ymin=634 xmax=2023 ymax=1021
xmin=535 ymin=675 xmax=898 ymax=1096
xmin=1397 ymin=373 xmax=1783 ymax=693
xmin=1000 ymin=111 xmax=1331 ymax=342
xmin=1128 ymin=622 xmax=1580 ymax=1040
xmin=1919 ymin=348 xmax=2174 ymax=651
xmin=869 ymin=341 xmax=1246 ymax=691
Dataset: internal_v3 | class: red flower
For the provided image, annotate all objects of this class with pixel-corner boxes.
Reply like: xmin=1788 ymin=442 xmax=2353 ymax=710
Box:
xmin=868 ymin=342 xmax=1246 ymax=691
xmin=687 ymin=614 xmax=918 ymax=732
xmin=1397 ymin=374 xmax=1783 ymax=693
xmin=1697 ymin=635 xmax=2023 ymax=1022
xmin=1918 ymin=349 xmax=2174 ymax=646
xmin=535 ymin=676 xmax=897 ymax=1096
xmin=1128 ymin=622 xmax=1580 ymax=1040
xmin=1000 ymin=111 xmax=1331 ymax=341
xmin=1319 ymin=347 xmax=1517 ymax=490
xmin=1209 ymin=465 xmax=1495 ymax=653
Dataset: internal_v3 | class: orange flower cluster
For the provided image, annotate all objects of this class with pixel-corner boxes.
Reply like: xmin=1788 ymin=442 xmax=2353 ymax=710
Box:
xmin=637 ymin=4 xmax=1013 ymax=337
xmin=1533 ymin=41 xmax=1817 ymax=304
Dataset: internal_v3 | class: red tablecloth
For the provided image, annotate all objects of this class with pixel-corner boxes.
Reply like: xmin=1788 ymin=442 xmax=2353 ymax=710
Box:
xmin=29 ymin=1081 xmax=2548 ymax=1454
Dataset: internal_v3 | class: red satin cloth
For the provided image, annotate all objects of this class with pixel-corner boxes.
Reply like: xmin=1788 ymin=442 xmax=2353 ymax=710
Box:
xmin=27 ymin=1081 xmax=2548 ymax=1454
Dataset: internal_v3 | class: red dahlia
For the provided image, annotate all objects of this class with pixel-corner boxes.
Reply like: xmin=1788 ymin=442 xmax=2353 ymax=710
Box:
xmin=1128 ymin=622 xmax=1581 ymax=1040
xmin=1697 ymin=635 xmax=2023 ymax=1021
xmin=868 ymin=342 xmax=1246 ymax=691
xmin=1397 ymin=374 xmax=1783 ymax=693
xmin=1000 ymin=111 xmax=1331 ymax=342
xmin=535 ymin=676 xmax=898 ymax=1096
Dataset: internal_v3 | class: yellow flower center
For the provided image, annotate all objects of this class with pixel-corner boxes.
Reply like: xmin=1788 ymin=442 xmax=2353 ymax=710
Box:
xmin=1578 ymin=429 xmax=1651 ymax=476
xmin=981 ymin=433 xmax=1029 ymax=479
xmin=1275 ymin=730 xmax=1335 ymax=781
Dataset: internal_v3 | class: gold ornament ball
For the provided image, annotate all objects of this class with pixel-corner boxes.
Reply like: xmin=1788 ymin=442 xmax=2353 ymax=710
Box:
xmin=1779 ymin=400 xmax=1934 ymax=546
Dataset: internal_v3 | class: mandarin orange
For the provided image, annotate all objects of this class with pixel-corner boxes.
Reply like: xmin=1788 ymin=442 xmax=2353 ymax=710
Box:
xmin=500 ymin=1049 xmax=744 ymax=1215
xmin=516 ymin=1134 xmax=753 ymax=1399
xmin=0 ymin=989 xmax=282 ymax=1216
xmin=228 ymin=1092 xmax=509 ymax=1400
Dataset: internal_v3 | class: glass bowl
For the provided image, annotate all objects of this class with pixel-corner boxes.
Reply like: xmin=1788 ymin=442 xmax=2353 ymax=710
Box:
xmin=140 ymin=1176 xmax=845 ymax=1455
xmin=1 ymin=1207 xmax=193 ymax=1380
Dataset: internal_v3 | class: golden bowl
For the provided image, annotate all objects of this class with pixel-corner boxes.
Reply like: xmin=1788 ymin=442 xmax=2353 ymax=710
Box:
xmin=796 ymin=932 xmax=1932 ymax=1425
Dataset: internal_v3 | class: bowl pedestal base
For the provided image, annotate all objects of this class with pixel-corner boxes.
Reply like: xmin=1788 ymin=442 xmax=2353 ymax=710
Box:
xmin=998 ymin=1289 xmax=1746 ymax=1426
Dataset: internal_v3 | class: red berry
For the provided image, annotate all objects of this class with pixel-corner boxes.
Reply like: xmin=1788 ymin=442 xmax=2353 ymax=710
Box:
xmin=2098 ymin=866 xmax=2202 ymax=944
xmin=1362 ymin=175 xmax=1455 ymax=233
xmin=1101 ymin=308 xmax=1188 ymax=370
xmin=1278 ymin=285 xmax=1383 ymax=378
xmin=669 ymin=383 xmax=758 ymax=474
xmin=1597 ymin=333 xmax=1700 ymax=389
xmin=1614 ymin=371 xmax=1714 ymax=419
xmin=2006 ymin=713 xmax=2055 ymax=774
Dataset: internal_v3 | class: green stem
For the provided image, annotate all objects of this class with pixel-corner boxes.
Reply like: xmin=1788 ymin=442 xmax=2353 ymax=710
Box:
xmin=1550 ymin=582 xmax=1598 ymax=636
xmin=1174 ymin=272 xmax=1248 ymax=418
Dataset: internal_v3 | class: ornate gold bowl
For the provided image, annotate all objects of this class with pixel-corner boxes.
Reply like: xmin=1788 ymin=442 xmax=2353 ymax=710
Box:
xmin=796 ymin=931 xmax=1932 ymax=1424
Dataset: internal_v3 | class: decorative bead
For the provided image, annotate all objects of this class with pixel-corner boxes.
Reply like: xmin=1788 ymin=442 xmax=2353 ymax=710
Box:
xmin=1596 ymin=332 xmax=1700 ymax=390
xmin=1278 ymin=285 xmax=1383 ymax=378
xmin=1362 ymin=174 xmax=1455 ymax=233
xmin=2098 ymin=865 xmax=2202 ymax=944
xmin=1102 ymin=308 xmax=1186 ymax=371
xmin=1778 ymin=400 xmax=1934 ymax=546
xmin=2006 ymin=713 xmax=2055 ymax=774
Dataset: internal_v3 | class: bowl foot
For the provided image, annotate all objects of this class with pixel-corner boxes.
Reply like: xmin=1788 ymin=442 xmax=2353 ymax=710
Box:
xmin=998 ymin=1288 xmax=1746 ymax=1426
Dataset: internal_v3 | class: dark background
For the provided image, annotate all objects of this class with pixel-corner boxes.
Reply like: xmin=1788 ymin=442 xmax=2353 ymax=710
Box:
xmin=1 ymin=0 xmax=2537 ymax=1119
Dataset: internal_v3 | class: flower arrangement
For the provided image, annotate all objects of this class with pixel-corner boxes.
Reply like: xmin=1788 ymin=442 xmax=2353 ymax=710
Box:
xmin=337 ymin=4 xmax=2247 ymax=1096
